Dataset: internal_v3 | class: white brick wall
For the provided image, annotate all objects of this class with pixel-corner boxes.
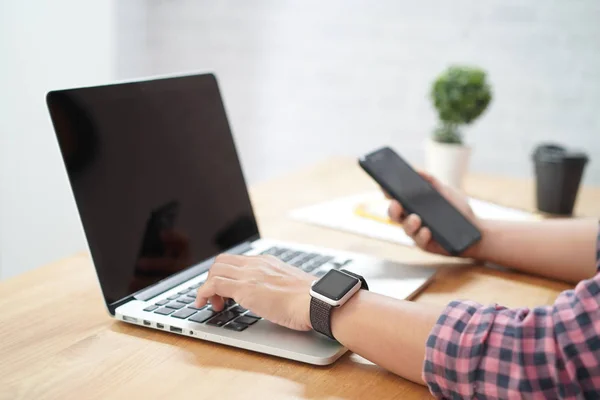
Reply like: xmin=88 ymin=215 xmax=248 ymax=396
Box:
xmin=119 ymin=0 xmax=600 ymax=185
xmin=2 ymin=0 xmax=597 ymax=280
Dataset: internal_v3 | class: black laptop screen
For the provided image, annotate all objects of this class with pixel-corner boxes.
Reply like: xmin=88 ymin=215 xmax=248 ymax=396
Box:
xmin=47 ymin=74 xmax=259 ymax=305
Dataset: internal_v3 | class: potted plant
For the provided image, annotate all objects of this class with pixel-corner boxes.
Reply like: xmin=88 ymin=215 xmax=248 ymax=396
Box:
xmin=426 ymin=65 xmax=492 ymax=189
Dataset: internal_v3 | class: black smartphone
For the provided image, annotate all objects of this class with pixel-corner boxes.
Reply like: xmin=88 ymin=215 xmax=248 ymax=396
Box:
xmin=359 ymin=146 xmax=481 ymax=256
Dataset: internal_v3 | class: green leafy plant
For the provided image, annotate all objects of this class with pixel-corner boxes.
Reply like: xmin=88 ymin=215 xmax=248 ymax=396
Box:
xmin=430 ymin=65 xmax=492 ymax=144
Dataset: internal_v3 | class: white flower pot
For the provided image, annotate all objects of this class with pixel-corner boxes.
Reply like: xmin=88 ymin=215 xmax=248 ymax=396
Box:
xmin=424 ymin=139 xmax=471 ymax=189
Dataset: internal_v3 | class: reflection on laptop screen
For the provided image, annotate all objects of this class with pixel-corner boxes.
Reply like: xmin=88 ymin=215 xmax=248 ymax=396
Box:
xmin=47 ymin=74 xmax=259 ymax=305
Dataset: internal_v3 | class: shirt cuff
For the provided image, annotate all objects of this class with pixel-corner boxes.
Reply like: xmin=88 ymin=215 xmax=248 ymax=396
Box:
xmin=422 ymin=299 xmax=505 ymax=398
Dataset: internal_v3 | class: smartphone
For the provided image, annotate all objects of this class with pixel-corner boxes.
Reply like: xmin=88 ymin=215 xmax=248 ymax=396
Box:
xmin=359 ymin=146 xmax=481 ymax=255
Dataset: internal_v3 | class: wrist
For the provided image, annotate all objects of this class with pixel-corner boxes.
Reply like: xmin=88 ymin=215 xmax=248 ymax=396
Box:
xmin=330 ymin=289 xmax=365 ymax=342
xmin=463 ymin=219 xmax=492 ymax=261
xmin=304 ymin=294 xmax=313 ymax=331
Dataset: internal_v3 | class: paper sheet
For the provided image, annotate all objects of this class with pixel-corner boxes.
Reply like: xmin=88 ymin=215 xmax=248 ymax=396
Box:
xmin=290 ymin=191 xmax=537 ymax=247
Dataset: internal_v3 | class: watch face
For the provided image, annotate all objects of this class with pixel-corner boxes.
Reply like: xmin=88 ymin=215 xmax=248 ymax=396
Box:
xmin=311 ymin=270 xmax=359 ymax=301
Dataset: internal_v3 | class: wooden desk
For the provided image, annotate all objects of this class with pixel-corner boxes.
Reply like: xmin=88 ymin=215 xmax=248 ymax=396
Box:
xmin=1 ymin=158 xmax=599 ymax=400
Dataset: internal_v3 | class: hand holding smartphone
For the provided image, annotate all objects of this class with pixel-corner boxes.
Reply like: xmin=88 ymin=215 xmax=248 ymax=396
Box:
xmin=359 ymin=146 xmax=481 ymax=256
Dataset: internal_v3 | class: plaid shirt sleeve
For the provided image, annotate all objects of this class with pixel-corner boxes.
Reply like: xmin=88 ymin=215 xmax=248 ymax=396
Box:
xmin=422 ymin=224 xmax=600 ymax=399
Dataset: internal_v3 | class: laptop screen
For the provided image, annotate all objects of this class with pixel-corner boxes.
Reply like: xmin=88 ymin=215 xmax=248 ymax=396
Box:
xmin=47 ymin=74 xmax=259 ymax=305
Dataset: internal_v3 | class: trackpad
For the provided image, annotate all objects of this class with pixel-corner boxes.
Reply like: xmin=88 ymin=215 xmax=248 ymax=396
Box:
xmin=368 ymin=278 xmax=430 ymax=299
xmin=347 ymin=260 xmax=436 ymax=300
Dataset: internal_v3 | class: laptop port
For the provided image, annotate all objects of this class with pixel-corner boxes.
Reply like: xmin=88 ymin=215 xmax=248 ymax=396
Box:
xmin=143 ymin=320 xmax=151 ymax=326
xmin=170 ymin=326 xmax=183 ymax=333
xmin=122 ymin=316 xmax=137 ymax=323
xmin=157 ymin=323 xmax=165 ymax=329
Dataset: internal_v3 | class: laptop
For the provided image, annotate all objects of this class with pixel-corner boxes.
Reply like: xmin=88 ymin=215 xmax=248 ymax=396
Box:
xmin=46 ymin=73 xmax=437 ymax=365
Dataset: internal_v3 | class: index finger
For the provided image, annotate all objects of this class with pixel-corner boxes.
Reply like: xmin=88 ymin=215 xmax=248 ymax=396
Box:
xmin=388 ymin=200 xmax=405 ymax=222
xmin=195 ymin=276 xmax=241 ymax=308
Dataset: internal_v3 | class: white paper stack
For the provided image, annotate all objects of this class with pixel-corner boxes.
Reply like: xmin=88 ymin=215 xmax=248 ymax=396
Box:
xmin=290 ymin=191 xmax=536 ymax=247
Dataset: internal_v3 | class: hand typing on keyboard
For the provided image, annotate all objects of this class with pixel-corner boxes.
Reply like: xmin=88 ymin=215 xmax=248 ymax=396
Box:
xmin=195 ymin=254 xmax=315 ymax=331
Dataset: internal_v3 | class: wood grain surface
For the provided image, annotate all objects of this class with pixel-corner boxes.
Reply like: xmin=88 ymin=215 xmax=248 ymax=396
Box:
xmin=1 ymin=158 xmax=599 ymax=400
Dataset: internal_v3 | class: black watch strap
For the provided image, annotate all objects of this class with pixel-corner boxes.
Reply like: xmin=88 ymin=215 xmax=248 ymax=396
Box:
xmin=310 ymin=297 xmax=335 ymax=340
xmin=310 ymin=270 xmax=369 ymax=341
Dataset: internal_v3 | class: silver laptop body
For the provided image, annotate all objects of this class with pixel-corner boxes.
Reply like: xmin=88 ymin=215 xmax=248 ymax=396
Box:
xmin=47 ymin=73 xmax=436 ymax=365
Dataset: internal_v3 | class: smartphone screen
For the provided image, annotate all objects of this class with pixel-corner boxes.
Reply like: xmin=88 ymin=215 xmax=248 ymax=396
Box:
xmin=359 ymin=147 xmax=481 ymax=255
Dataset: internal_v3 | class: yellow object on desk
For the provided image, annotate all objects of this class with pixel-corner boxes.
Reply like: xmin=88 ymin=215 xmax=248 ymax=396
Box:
xmin=353 ymin=195 xmax=543 ymax=227
xmin=353 ymin=198 xmax=402 ymax=226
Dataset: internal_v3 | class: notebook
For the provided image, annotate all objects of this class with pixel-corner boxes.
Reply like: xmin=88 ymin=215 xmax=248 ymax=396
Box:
xmin=290 ymin=192 xmax=537 ymax=247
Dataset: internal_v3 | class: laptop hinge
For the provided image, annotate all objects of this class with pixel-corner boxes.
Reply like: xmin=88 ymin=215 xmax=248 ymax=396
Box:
xmin=108 ymin=296 xmax=135 ymax=316
xmin=109 ymin=240 xmax=255 ymax=311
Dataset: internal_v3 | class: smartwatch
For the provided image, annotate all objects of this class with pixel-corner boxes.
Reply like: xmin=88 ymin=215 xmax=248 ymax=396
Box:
xmin=309 ymin=269 xmax=368 ymax=340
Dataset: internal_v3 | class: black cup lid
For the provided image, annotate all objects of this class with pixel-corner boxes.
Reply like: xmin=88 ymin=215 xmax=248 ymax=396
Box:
xmin=564 ymin=152 xmax=589 ymax=165
xmin=533 ymin=143 xmax=588 ymax=164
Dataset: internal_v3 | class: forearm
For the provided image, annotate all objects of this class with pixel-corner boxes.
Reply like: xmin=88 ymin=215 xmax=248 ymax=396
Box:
xmin=330 ymin=290 xmax=444 ymax=384
xmin=473 ymin=218 xmax=599 ymax=284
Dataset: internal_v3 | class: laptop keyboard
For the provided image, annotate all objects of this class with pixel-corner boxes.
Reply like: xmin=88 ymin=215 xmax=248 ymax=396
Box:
xmin=260 ymin=246 xmax=351 ymax=275
xmin=141 ymin=246 xmax=352 ymax=332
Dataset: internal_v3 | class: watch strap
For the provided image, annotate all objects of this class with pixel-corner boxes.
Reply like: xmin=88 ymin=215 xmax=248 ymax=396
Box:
xmin=310 ymin=269 xmax=368 ymax=341
xmin=340 ymin=269 xmax=369 ymax=291
xmin=310 ymin=297 xmax=335 ymax=340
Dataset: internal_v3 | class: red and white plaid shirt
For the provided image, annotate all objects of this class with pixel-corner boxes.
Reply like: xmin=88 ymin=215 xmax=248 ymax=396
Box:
xmin=423 ymin=225 xmax=600 ymax=399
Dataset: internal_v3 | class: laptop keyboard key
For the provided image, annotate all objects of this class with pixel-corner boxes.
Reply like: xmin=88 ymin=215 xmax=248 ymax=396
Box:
xmin=186 ymin=292 xmax=197 ymax=298
xmin=313 ymin=255 xmax=334 ymax=266
xmin=305 ymin=264 xmax=323 ymax=273
xmin=143 ymin=305 xmax=159 ymax=312
xmin=155 ymin=307 xmax=175 ymax=315
xmin=290 ymin=252 xmax=310 ymax=267
xmin=224 ymin=322 xmax=248 ymax=332
xmin=165 ymin=301 xmax=185 ymax=310
xmin=288 ymin=251 xmax=306 ymax=262
xmin=302 ymin=253 xmax=319 ymax=262
xmin=236 ymin=315 xmax=259 ymax=325
xmin=302 ymin=261 xmax=321 ymax=272
xmin=187 ymin=304 xmax=206 ymax=311
xmin=224 ymin=298 xmax=236 ymax=308
xmin=171 ymin=308 xmax=197 ymax=319
xmin=290 ymin=258 xmax=304 ymax=267
xmin=304 ymin=256 xmax=334 ymax=272
xmin=245 ymin=311 xmax=261 ymax=319
xmin=314 ymin=269 xmax=328 ymax=277
xmin=189 ymin=281 xmax=204 ymax=289
xmin=155 ymin=299 xmax=169 ymax=306
xmin=332 ymin=259 xmax=352 ymax=269
xmin=280 ymin=251 xmax=301 ymax=262
xmin=177 ymin=297 xmax=194 ymax=304
xmin=261 ymin=247 xmax=285 ymax=257
xmin=230 ymin=305 xmax=247 ymax=314
xmin=178 ymin=288 xmax=191 ymax=294
xmin=167 ymin=294 xmax=180 ymax=300
xmin=189 ymin=308 xmax=217 ymax=323
xmin=300 ymin=262 xmax=317 ymax=272
xmin=261 ymin=246 xmax=337 ymax=273
xmin=207 ymin=311 xmax=238 ymax=327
